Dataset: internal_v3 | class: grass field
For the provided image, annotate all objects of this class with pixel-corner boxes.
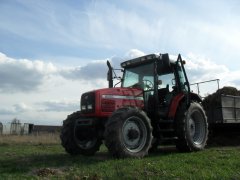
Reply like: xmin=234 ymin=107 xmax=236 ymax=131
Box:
xmin=0 ymin=133 xmax=240 ymax=179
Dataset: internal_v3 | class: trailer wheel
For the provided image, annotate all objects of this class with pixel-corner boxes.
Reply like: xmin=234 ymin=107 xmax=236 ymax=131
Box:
xmin=175 ymin=102 xmax=208 ymax=152
xmin=60 ymin=111 xmax=102 ymax=156
xmin=104 ymin=107 xmax=153 ymax=158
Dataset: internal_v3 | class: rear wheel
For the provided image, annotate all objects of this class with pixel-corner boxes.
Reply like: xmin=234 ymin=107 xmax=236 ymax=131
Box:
xmin=175 ymin=102 xmax=208 ymax=152
xmin=60 ymin=111 xmax=102 ymax=156
xmin=104 ymin=107 xmax=153 ymax=158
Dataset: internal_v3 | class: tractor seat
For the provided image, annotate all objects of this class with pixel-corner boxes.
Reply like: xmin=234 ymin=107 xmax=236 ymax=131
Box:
xmin=158 ymin=85 xmax=169 ymax=104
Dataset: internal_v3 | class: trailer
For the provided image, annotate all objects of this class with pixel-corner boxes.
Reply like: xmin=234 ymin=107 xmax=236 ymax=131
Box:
xmin=207 ymin=95 xmax=240 ymax=124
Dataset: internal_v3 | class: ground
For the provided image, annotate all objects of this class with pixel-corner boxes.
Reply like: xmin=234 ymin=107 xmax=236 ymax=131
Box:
xmin=0 ymin=133 xmax=240 ymax=179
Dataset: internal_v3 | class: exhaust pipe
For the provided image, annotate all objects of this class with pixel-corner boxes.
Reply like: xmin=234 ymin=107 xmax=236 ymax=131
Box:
xmin=107 ymin=60 xmax=113 ymax=88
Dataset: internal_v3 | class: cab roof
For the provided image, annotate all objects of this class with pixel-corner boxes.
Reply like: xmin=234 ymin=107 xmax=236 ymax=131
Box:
xmin=121 ymin=54 xmax=159 ymax=68
xmin=121 ymin=53 xmax=175 ymax=69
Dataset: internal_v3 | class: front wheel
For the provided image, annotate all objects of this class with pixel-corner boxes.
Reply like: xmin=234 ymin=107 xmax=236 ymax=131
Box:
xmin=175 ymin=102 xmax=208 ymax=152
xmin=60 ymin=111 xmax=102 ymax=156
xmin=104 ymin=107 xmax=153 ymax=158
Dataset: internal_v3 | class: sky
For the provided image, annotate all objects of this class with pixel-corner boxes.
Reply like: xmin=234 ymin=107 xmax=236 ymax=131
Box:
xmin=0 ymin=0 xmax=240 ymax=125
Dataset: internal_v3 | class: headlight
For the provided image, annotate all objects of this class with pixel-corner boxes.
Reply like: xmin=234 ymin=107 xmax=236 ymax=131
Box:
xmin=87 ymin=104 xmax=93 ymax=110
xmin=81 ymin=105 xmax=86 ymax=110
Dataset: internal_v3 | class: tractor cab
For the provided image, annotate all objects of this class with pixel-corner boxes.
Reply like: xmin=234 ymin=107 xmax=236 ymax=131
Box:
xmin=120 ymin=53 xmax=190 ymax=119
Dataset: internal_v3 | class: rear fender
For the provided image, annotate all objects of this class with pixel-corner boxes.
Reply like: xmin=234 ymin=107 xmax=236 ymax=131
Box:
xmin=168 ymin=93 xmax=185 ymax=119
xmin=168 ymin=92 xmax=202 ymax=119
xmin=190 ymin=92 xmax=202 ymax=103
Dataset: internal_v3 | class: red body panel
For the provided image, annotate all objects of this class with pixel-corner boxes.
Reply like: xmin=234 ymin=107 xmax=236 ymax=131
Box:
xmin=82 ymin=87 xmax=144 ymax=117
xmin=168 ymin=93 xmax=184 ymax=119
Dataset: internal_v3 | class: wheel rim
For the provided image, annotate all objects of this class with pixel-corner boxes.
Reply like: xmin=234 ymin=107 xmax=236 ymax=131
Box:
xmin=189 ymin=110 xmax=206 ymax=145
xmin=122 ymin=116 xmax=147 ymax=153
xmin=76 ymin=139 xmax=97 ymax=150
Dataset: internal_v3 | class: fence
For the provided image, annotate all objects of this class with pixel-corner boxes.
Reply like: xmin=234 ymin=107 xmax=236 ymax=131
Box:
xmin=0 ymin=122 xmax=61 ymax=135
xmin=0 ymin=123 xmax=2 ymax=134
xmin=0 ymin=123 xmax=34 ymax=135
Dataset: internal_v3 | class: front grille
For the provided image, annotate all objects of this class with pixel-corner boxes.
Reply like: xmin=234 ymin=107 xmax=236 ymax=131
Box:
xmin=81 ymin=92 xmax=95 ymax=113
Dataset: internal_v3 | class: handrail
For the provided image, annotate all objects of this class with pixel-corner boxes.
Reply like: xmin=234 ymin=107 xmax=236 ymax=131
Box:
xmin=190 ymin=79 xmax=220 ymax=95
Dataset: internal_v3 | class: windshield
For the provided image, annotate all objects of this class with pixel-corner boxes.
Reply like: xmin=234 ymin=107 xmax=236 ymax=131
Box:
xmin=122 ymin=63 xmax=154 ymax=91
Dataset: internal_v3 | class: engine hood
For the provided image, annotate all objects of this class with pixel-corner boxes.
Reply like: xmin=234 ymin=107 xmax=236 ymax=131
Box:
xmin=81 ymin=87 xmax=144 ymax=117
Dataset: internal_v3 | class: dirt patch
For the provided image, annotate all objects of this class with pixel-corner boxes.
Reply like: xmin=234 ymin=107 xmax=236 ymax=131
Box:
xmin=77 ymin=174 xmax=102 ymax=180
xmin=4 ymin=152 xmax=17 ymax=157
xmin=33 ymin=167 xmax=64 ymax=177
xmin=34 ymin=169 xmax=102 ymax=180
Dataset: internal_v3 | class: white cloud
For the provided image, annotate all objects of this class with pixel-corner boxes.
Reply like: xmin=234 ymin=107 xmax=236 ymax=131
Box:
xmin=0 ymin=53 xmax=57 ymax=92
xmin=0 ymin=102 xmax=32 ymax=115
xmin=185 ymin=53 xmax=240 ymax=96
xmin=185 ymin=53 xmax=229 ymax=81
xmin=59 ymin=60 xmax=108 ymax=80
xmin=0 ymin=53 xmax=111 ymax=93
xmin=124 ymin=49 xmax=145 ymax=59
xmin=37 ymin=99 xmax=79 ymax=112
xmin=13 ymin=102 xmax=32 ymax=112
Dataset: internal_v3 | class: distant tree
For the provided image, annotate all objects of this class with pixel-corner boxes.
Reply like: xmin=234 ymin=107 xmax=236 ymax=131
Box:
xmin=11 ymin=118 xmax=21 ymax=124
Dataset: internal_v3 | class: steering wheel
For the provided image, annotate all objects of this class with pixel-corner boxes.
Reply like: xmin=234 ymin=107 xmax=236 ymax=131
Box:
xmin=143 ymin=80 xmax=154 ymax=90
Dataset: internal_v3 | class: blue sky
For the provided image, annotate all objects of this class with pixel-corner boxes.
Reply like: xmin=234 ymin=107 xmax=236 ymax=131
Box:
xmin=1 ymin=0 xmax=240 ymax=66
xmin=0 ymin=0 xmax=240 ymax=125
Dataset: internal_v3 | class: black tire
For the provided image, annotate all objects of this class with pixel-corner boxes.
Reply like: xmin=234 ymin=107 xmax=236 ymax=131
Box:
xmin=175 ymin=102 xmax=208 ymax=152
xmin=104 ymin=107 xmax=153 ymax=158
xmin=60 ymin=111 xmax=102 ymax=156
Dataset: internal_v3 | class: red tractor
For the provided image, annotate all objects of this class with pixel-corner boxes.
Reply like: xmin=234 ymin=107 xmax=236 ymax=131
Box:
xmin=60 ymin=53 xmax=208 ymax=158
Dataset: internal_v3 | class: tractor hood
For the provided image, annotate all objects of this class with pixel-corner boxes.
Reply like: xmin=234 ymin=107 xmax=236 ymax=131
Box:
xmin=80 ymin=87 xmax=144 ymax=117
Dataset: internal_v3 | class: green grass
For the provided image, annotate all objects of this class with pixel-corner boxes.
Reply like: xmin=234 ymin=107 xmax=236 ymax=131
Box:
xmin=0 ymin=138 xmax=240 ymax=180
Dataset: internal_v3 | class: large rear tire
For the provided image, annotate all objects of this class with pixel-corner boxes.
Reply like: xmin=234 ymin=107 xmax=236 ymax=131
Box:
xmin=175 ymin=102 xmax=208 ymax=152
xmin=60 ymin=111 xmax=102 ymax=156
xmin=104 ymin=107 xmax=153 ymax=158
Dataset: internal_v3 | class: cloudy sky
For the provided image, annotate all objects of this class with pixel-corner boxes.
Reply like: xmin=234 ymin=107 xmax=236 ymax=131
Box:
xmin=1 ymin=0 xmax=240 ymax=125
